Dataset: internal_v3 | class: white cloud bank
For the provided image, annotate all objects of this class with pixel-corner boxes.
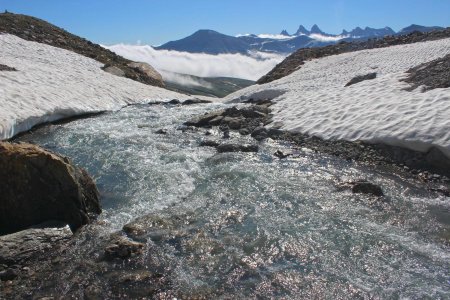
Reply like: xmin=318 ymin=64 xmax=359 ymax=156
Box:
xmin=104 ymin=44 xmax=285 ymax=81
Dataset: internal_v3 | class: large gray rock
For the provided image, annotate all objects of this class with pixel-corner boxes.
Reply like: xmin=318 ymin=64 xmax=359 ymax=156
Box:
xmin=103 ymin=65 xmax=126 ymax=77
xmin=0 ymin=142 xmax=101 ymax=235
xmin=127 ymin=62 xmax=163 ymax=85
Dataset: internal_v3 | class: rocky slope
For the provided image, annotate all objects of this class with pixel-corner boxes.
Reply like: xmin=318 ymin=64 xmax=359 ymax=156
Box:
xmin=0 ymin=12 xmax=164 ymax=87
xmin=258 ymin=28 xmax=450 ymax=84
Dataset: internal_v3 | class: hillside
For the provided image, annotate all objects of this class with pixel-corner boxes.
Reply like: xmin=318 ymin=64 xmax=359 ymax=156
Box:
xmin=0 ymin=12 xmax=164 ymax=87
xmin=258 ymin=28 xmax=450 ymax=84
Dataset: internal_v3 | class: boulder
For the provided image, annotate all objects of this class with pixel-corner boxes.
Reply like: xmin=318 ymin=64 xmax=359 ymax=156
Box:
xmin=0 ymin=142 xmax=101 ymax=235
xmin=127 ymin=62 xmax=164 ymax=86
xmin=102 ymin=65 xmax=126 ymax=77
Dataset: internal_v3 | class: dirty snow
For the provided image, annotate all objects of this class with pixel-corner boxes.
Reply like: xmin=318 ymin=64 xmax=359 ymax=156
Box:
xmin=0 ymin=34 xmax=197 ymax=140
xmin=227 ymin=38 xmax=450 ymax=158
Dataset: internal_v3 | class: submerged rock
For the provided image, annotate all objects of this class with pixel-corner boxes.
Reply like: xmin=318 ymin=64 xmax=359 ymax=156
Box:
xmin=217 ymin=144 xmax=259 ymax=153
xmin=0 ymin=142 xmax=101 ymax=235
xmin=104 ymin=235 xmax=145 ymax=260
xmin=182 ymin=99 xmax=212 ymax=105
xmin=351 ymin=180 xmax=384 ymax=197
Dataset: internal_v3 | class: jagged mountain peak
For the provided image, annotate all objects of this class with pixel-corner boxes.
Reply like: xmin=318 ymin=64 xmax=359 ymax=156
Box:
xmin=310 ymin=24 xmax=324 ymax=34
xmin=296 ymin=25 xmax=310 ymax=35
xmin=280 ymin=30 xmax=290 ymax=36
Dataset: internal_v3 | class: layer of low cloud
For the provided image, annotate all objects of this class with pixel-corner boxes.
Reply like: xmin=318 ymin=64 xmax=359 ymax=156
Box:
xmin=236 ymin=33 xmax=294 ymax=40
xmin=160 ymin=70 xmax=213 ymax=88
xmin=308 ymin=33 xmax=348 ymax=42
xmin=104 ymin=44 xmax=285 ymax=81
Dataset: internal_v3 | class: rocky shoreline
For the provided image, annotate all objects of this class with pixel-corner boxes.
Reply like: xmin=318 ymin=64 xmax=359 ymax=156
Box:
xmin=184 ymin=100 xmax=450 ymax=193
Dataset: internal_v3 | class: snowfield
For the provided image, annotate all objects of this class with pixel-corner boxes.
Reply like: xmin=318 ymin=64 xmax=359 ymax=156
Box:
xmin=0 ymin=34 xmax=195 ymax=140
xmin=226 ymin=38 xmax=450 ymax=158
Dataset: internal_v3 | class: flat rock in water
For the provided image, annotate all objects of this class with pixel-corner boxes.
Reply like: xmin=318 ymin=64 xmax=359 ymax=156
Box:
xmin=182 ymin=99 xmax=212 ymax=105
xmin=217 ymin=144 xmax=259 ymax=153
xmin=351 ymin=180 xmax=384 ymax=197
xmin=104 ymin=235 xmax=145 ymax=260
xmin=0 ymin=226 xmax=72 ymax=266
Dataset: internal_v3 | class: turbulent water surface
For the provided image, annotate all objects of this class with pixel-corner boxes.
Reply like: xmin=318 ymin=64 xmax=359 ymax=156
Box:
xmin=16 ymin=103 xmax=450 ymax=299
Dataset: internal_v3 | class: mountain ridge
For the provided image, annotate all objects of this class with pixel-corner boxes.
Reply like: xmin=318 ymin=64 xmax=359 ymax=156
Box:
xmin=156 ymin=24 xmax=445 ymax=55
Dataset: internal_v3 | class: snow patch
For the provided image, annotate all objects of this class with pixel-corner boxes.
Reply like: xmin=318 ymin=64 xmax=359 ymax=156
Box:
xmin=226 ymin=38 xmax=450 ymax=158
xmin=0 ymin=34 xmax=199 ymax=140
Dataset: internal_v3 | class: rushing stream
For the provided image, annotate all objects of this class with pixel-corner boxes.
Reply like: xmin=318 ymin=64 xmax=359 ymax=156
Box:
xmin=15 ymin=102 xmax=450 ymax=299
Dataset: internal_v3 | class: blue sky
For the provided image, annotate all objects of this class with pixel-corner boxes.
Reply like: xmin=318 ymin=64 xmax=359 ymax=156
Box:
xmin=1 ymin=0 xmax=449 ymax=45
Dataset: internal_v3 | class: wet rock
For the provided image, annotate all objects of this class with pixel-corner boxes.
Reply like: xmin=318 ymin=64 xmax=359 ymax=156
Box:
xmin=182 ymin=99 xmax=212 ymax=105
xmin=222 ymin=130 xmax=231 ymax=139
xmin=199 ymin=140 xmax=220 ymax=148
xmin=251 ymin=126 xmax=269 ymax=141
xmin=425 ymin=147 xmax=450 ymax=173
xmin=185 ymin=110 xmax=225 ymax=127
xmin=217 ymin=144 xmax=259 ymax=153
xmin=351 ymin=180 xmax=384 ymax=197
xmin=241 ymin=108 xmax=268 ymax=119
xmin=345 ymin=72 xmax=377 ymax=87
xmin=274 ymin=150 xmax=292 ymax=159
xmin=208 ymin=116 xmax=224 ymax=126
xmin=0 ymin=142 xmax=101 ymax=235
xmin=104 ymin=236 xmax=145 ymax=260
xmin=267 ymin=128 xmax=284 ymax=138
xmin=0 ymin=226 xmax=72 ymax=266
xmin=0 ymin=64 xmax=17 ymax=71
xmin=222 ymin=117 xmax=243 ymax=130
xmin=155 ymin=128 xmax=168 ymax=135
xmin=168 ymin=99 xmax=181 ymax=105
xmin=239 ymin=128 xmax=251 ymax=135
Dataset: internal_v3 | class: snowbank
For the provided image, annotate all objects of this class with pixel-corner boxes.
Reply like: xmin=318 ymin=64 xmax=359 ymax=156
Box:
xmin=226 ymin=38 xmax=450 ymax=158
xmin=0 ymin=34 xmax=197 ymax=140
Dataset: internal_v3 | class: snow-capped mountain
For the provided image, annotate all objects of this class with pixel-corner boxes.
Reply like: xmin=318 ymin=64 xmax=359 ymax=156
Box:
xmin=156 ymin=24 xmax=444 ymax=55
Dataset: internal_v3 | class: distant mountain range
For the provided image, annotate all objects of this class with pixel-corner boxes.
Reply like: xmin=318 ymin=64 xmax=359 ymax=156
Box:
xmin=155 ymin=24 xmax=445 ymax=55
